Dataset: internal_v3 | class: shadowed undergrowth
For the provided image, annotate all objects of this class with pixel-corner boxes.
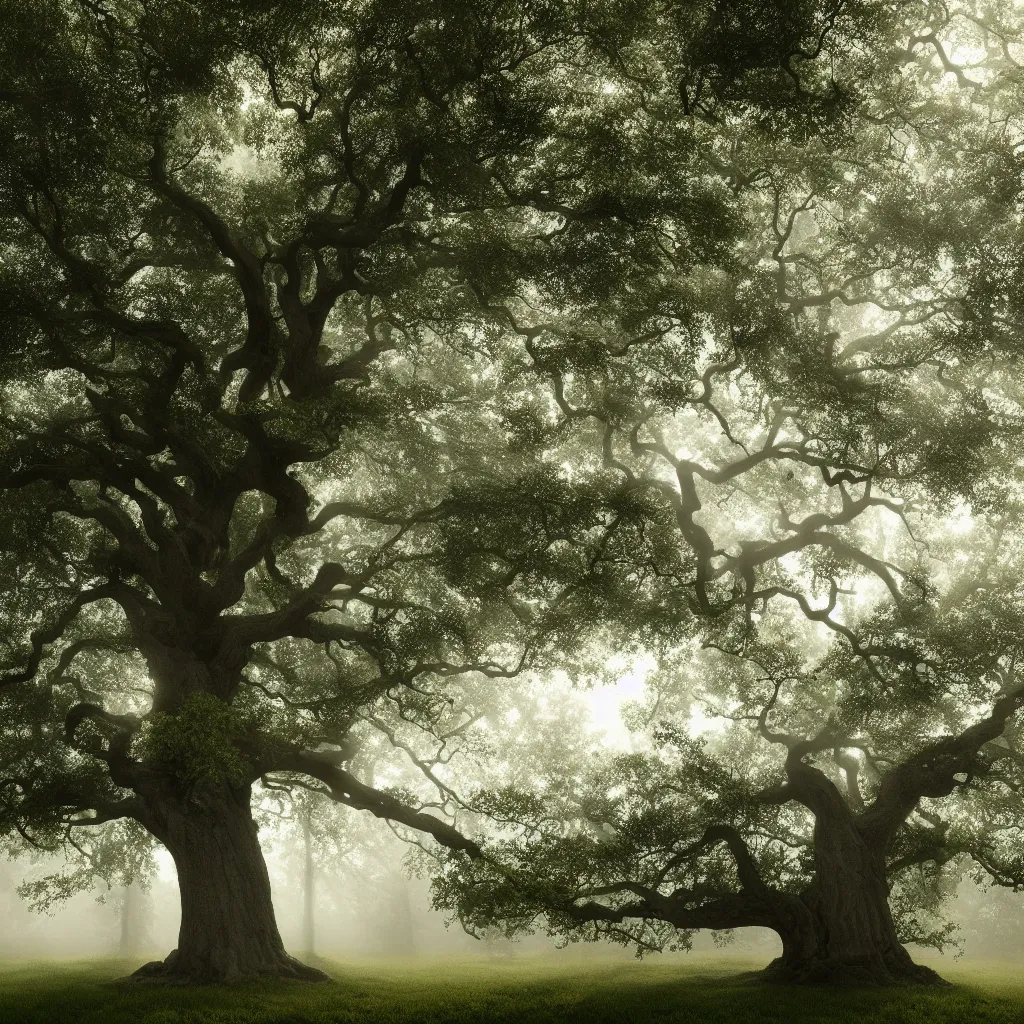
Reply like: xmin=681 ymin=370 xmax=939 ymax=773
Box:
xmin=0 ymin=954 xmax=1022 ymax=1024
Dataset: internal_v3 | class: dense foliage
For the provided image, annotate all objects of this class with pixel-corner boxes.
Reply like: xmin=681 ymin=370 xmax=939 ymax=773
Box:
xmin=4 ymin=0 xmax=1024 ymax=987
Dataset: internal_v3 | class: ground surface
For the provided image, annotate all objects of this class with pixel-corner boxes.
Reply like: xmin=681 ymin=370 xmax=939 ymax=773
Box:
xmin=0 ymin=954 xmax=1022 ymax=1024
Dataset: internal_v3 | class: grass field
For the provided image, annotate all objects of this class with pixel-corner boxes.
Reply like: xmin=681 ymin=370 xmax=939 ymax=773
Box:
xmin=1 ymin=954 xmax=1023 ymax=1024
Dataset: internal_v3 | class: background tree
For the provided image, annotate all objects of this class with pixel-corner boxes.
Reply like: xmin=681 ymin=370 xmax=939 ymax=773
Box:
xmin=432 ymin=499 xmax=1024 ymax=986
xmin=427 ymin=1 xmax=1024 ymax=987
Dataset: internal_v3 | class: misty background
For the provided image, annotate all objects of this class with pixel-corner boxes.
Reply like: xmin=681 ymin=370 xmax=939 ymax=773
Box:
xmin=2 ymin=677 xmax=1020 ymax=966
xmin=2 ymin=814 xmax=1019 ymax=964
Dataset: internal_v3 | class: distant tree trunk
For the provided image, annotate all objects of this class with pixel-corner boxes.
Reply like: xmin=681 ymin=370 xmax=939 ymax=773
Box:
xmin=392 ymin=875 xmax=416 ymax=956
xmin=382 ymin=872 xmax=417 ymax=956
xmin=118 ymin=882 xmax=147 ymax=956
xmin=301 ymin=808 xmax=315 ymax=956
xmin=131 ymin=782 xmax=328 ymax=984
xmin=765 ymin=798 xmax=942 ymax=985
xmin=119 ymin=887 xmax=133 ymax=955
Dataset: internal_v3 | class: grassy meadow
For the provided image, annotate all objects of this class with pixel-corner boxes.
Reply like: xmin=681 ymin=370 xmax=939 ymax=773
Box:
xmin=0 ymin=954 xmax=1022 ymax=1024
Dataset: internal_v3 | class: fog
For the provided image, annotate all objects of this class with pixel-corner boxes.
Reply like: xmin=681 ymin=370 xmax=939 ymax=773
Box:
xmin=0 ymin=682 xmax=1013 ymax=970
xmin=2 ymin=836 xmax=1020 ymax=967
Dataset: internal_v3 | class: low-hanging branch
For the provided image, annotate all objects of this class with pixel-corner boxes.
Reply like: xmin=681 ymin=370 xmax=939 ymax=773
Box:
xmin=268 ymin=749 xmax=482 ymax=859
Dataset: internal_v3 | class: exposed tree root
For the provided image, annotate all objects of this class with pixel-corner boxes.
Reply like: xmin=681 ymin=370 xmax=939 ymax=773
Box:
xmin=124 ymin=948 xmax=332 ymax=986
xmin=760 ymin=955 xmax=949 ymax=987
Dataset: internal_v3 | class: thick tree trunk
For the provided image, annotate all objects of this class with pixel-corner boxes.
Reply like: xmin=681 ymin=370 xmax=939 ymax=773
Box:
xmin=764 ymin=812 xmax=944 ymax=986
xmin=130 ymin=783 xmax=329 ymax=985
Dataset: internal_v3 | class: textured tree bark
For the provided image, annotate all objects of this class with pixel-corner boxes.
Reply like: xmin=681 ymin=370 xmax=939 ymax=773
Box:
xmin=765 ymin=812 xmax=944 ymax=986
xmin=130 ymin=783 xmax=329 ymax=984
xmin=748 ymin=750 xmax=948 ymax=986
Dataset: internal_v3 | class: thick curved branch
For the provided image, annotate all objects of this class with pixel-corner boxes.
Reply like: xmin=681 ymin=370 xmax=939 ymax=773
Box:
xmin=0 ymin=587 xmax=117 ymax=688
xmin=860 ymin=685 xmax=1024 ymax=843
xmin=565 ymin=890 xmax=777 ymax=931
xmin=269 ymin=750 xmax=482 ymax=858
xmin=654 ymin=824 xmax=771 ymax=897
xmin=66 ymin=797 xmax=145 ymax=827
xmin=148 ymin=139 xmax=277 ymax=401
xmin=63 ymin=702 xmax=141 ymax=746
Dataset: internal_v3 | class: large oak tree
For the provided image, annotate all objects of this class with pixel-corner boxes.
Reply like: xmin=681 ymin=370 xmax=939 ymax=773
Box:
xmin=430 ymin=1 xmax=1024 ymax=987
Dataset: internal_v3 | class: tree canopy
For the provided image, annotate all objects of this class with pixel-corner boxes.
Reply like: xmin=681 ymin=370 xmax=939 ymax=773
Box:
xmin=3 ymin=0 xmax=1024 ymax=988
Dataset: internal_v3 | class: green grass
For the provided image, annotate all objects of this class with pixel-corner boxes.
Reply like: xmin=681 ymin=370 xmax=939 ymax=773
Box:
xmin=1 ymin=954 xmax=1023 ymax=1024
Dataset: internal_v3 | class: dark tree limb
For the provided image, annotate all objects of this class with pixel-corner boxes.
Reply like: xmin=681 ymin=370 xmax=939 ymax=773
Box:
xmin=268 ymin=750 xmax=482 ymax=858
